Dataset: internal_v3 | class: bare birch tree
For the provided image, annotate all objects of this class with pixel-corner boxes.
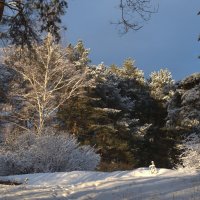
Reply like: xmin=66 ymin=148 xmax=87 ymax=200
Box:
xmin=2 ymin=34 xmax=89 ymax=134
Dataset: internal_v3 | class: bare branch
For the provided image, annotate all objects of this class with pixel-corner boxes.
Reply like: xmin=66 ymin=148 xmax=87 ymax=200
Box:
xmin=113 ymin=0 xmax=158 ymax=34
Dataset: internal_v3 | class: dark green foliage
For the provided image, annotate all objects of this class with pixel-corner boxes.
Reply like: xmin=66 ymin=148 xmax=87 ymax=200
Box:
xmin=137 ymin=127 xmax=183 ymax=168
xmin=57 ymin=56 xmax=188 ymax=171
xmin=58 ymin=59 xmax=177 ymax=170
xmin=1 ymin=0 xmax=68 ymax=46
xmin=58 ymin=62 xmax=144 ymax=170
xmin=58 ymin=83 xmax=138 ymax=170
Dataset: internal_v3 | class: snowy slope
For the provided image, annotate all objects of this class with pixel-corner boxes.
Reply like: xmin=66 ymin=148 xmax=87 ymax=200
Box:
xmin=0 ymin=168 xmax=200 ymax=200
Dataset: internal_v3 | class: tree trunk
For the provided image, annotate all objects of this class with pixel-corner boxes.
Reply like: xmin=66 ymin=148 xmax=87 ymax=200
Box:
xmin=0 ymin=0 xmax=5 ymax=22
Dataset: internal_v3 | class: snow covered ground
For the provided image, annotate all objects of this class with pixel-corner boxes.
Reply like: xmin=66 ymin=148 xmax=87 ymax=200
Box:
xmin=0 ymin=168 xmax=200 ymax=200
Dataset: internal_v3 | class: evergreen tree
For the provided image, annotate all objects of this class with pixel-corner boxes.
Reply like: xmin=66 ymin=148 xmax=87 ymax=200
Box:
xmin=160 ymin=73 xmax=200 ymax=168
xmin=66 ymin=40 xmax=91 ymax=68
xmin=0 ymin=0 xmax=68 ymax=46
xmin=110 ymin=58 xmax=145 ymax=84
xmin=59 ymin=61 xmax=153 ymax=170
xmin=166 ymin=73 xmax=200 ymax=129
xmin=149 ymin=69 xmax=175 ymax=104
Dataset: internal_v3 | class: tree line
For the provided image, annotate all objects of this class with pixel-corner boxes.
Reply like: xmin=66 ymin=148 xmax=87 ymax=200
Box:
xmin=0 ymin=36 xmax=199 ymax=172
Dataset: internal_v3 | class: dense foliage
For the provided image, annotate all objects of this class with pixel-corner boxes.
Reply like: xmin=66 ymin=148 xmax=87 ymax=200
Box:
xmin=0 ymin=0 xmax=68 ymax=46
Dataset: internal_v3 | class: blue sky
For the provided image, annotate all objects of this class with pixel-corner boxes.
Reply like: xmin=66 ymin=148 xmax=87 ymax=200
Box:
xmin=63 ymin=0 xmax=200 ymax=80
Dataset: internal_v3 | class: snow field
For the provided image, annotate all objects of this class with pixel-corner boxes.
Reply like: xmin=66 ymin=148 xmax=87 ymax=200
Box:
xmin=0 ymin=168 xmax=200 ymax=200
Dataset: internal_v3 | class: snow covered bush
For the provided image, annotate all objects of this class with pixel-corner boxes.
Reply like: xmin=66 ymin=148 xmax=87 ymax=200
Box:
xmin=178 ymin=133 xmax=200 ymax=170
xmin=0 ymin=131 xmax=100 ymax=175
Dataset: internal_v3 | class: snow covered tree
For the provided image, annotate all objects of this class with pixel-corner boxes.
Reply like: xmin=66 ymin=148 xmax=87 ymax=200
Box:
xmin=2 ymin=34 xmax=89 ymax=134
xmin=163 ymin=73 xmax=200 ymax=168
xmin=59 ymin=64 xmax=131 ymax=170
xmin=110 ymin=58 xmax=145 ymax=85
xmin=166 ymin=73 xmax=200 ymax=128
xmin=0 ymin=129 xmax=100 ymax=175
xmin=66 ymin=40 xmax=91 ymax=68
xmin=178 ymin=132 xmax=200 ymax=170
xmin=149 ymin=69 xmax=175 ymax=103
xmin=59 ymin=62 xmax=153 ymax=170
xmin=115 ymin=67 xmax=177 ymax=168
xmin=92 ymin=65 xmax=137 ymax=169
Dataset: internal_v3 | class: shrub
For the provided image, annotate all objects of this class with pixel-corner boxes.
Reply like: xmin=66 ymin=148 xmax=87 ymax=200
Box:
xmin=0 ymin=131 xmax=100 ymax=175
xmin=178 ymin=133 xmax=200 ymax=170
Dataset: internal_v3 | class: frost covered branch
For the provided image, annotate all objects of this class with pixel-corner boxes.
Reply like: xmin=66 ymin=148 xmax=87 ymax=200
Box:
xmin=3 ymin=34 xmax=89 ymax=134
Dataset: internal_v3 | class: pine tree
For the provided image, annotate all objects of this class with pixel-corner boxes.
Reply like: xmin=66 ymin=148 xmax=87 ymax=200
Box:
xmin=0 ymin=0 xmax=68 ymax=46
xmin=149 ymin=69 xmax=175 ymax=104
xmin=110 ymin=58 xmax=145 ymax=84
